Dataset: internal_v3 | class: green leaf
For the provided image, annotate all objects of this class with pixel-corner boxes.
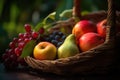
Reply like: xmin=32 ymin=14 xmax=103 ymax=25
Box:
xmin=43 ymin=12 xmax=56 ymax=24
xmin=59 ymin=9 xmax=72 ymax=18
xmin=20 ymin=40 xmax=36 ymax=58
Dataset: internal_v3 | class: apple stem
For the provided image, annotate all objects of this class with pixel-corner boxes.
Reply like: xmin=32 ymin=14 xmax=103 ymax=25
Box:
xmin=73 ymin=0 xmax=81 ymax=19
xmin=106 ymin=0 xmax=116 ymax=42
xmin=40 ymin=46 xmax=45 ymax=49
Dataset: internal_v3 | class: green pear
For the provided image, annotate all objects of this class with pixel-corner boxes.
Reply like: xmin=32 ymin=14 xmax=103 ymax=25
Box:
xmin=58 ymin=34 xmax=79 ymax=58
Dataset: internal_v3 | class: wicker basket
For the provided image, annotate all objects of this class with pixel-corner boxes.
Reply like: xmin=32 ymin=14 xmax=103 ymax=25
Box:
xmin=24 ymin=0 xmax=120 ymax=75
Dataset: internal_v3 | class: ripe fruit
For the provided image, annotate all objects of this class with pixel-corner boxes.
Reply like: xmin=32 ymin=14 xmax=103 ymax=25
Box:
xmin=2 ymin=24 xmax=41 ymax=70
xmin=44 ymin=31 xmax=66 ymax=48
xmin=72 ymin=20 xmax=97 ymax=44
xmin=33 ymin=42 xmax=57 ymax=60
xmin=79 ymin=32 xmax=104 ymax=52
xmin=32 ymin=32 xmax=39 ymax=39
xmin=97 ymin=19 xmax=120 ymax=39
xmin=97 ymin=19 xmax=107 ymax=38
xmin=58 ymin=34 xmax=79 ymax=58
xmin=24 ymin=24 xmax=31 ymax=32
xmin=39 ymin=27 xmax=44 ymax=34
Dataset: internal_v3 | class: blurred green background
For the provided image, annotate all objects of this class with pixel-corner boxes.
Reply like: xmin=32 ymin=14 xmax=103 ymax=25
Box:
xmin=0 ymin=0 xmax=119 ymax=59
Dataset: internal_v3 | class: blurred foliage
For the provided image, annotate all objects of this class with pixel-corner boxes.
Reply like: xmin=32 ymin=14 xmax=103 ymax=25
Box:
xmin=0 ymin=0 xmax=119 ymax=57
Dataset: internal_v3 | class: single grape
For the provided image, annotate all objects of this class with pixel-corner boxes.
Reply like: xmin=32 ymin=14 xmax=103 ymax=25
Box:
xmin=24 ymin=38 xmax=30 ymax=43
xmin=8 ymin=49 xmax=14 ymax=54
xmin=57 ymin=42 xmax=63 ymax=47
xmin=23 ymin=32 xmax=31 ymax=39
xmin=24 ymin=24 xmax=31 ymax=32
xmin=29 ymin=37 xmax=33 ymax=41
xmin=15 ymin=48 xmax=22 ymax=56
xmin=39 ymin=27 xmax=44 ymax=34
xmin=18 ymin=38 xmax=23 ymax=42
xmin=32 ymin=32 xmax=39 ymax=39
xmin=55 ymin=35 xmax=60 ymax=41
xmin=13 ymin=38 xmax=18 ymax=43
xmin=58 ymin=31 xmax=64 ymax=36
xmin=51 ymin=40 xmax=58 ymax=46
xmin=18 ymin=33 xmax=24 ymax=39
xmin=61 ymin=35 xmax=66 ymax=40
xmin=18 ymin=42 xmax=25 ymax=48
xmin=9 ymin=42 xmax=16 ymax=49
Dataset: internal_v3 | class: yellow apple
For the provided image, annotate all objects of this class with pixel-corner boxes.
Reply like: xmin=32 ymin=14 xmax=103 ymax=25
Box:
xmin=33 ymin=42 xmax=57 ymax=60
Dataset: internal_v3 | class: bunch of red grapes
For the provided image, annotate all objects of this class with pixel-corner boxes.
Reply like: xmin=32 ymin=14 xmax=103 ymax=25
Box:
xmin=2 ymin=24 xmax=44 ymax=70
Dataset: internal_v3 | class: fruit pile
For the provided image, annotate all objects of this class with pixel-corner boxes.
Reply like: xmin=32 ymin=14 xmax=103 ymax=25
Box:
xmin=72 ymin=20 xmax=105 ymax=52
xmin=33 ymin=31 xmax=67 ymax=60
xmin=31 ymin=19 xmax=116 ymax=60
xmin=2 ymin=18 xmax=116 ymax=70
xmin=72 ymin=19 xmax=120 ymax=52
xmin=32 ymin=19 xmax=110 ymax=60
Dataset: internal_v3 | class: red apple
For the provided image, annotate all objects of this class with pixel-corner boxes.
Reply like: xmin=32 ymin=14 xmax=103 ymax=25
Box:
xmin=72 ymin=20 xmax=97 ymax=44
xmin=97 ymin=19 xmax=120 ymax=39
xmin=97 ymin=19 xmax=107 ymax=38
xmin=33 ymin=42 xmax=57 ymax=60
xmin=79 ymin=32 xmax=104 ymax=52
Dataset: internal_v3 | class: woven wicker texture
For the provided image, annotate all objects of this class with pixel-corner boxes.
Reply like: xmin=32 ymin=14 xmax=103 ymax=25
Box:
xmin=24 ymin=0 xmax=120 ymax=75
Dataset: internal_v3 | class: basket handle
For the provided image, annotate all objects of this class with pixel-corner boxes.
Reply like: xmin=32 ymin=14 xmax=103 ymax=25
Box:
xmin=73 ymin=0 xmax=116 ymax=42
xmin=73 ymin=0 xmax=81 ymax=19
xmin=106 ymin=0 xmax=116 ymax=42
